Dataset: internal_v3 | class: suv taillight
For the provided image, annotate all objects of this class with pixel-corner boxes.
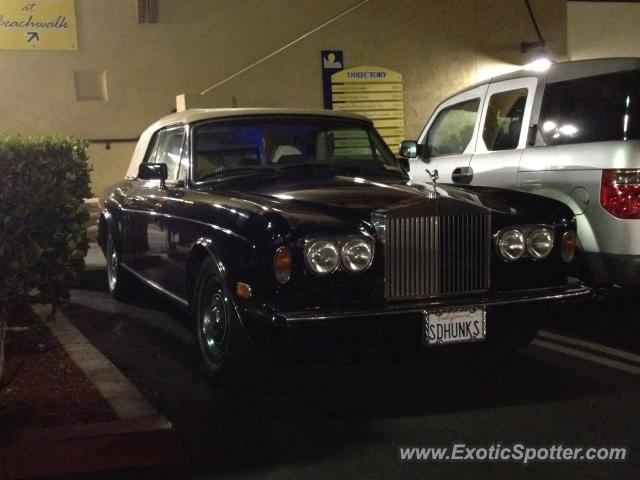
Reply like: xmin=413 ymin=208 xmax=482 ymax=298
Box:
xmin=601 ymin=169 xmax=640 ymax=219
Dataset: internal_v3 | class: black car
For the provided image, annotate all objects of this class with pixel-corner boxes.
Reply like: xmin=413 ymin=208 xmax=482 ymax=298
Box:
xmin=98 ymin=108 xmax=590 ymax=382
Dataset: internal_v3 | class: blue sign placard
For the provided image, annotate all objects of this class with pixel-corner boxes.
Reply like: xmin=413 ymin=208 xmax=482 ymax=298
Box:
xmin=321 ymin=50 xmax=343 ymax=109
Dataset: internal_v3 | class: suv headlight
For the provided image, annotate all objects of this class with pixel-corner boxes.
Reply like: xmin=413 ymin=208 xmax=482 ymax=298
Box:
xmin=341 ymin=238 xmax=373 ymax=272
xmin=305 ymin=239 xmax=340 ymax=275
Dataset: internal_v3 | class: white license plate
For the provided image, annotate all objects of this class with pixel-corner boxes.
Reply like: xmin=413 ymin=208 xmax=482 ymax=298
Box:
xmin=424 ymin=308 xmax=486 ymax=346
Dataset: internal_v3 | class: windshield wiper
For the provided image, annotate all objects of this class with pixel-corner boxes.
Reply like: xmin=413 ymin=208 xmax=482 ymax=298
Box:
xmin=197 ymin=167 xmax=278 ymax=183
xmin=275 ymin=163 xmax=363 ymax=175
xmin=276 ymin=163 xmax=406 ymax=178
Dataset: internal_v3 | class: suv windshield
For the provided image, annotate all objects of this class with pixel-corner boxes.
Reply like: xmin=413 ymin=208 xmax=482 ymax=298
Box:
xmin=191 ymin=117 xmax=402 ymax=183
xmin=539 ymin=69 xmax=640 ymax=146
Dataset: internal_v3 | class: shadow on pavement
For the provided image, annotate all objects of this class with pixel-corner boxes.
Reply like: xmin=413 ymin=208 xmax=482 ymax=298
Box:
xmin=63 ymin=285 xmax=640 ymax=479
xmin=67 ymin=256 xmax=640 ymax=479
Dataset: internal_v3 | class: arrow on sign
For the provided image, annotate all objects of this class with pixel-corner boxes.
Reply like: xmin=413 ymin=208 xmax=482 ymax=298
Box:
xmin=27 ymin=32 xmax=40 ymax=43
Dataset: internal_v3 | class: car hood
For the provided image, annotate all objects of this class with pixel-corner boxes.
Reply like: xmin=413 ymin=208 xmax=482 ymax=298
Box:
xmin=218 ymin=173 xmax=573 ymax=235
xmin=229 ymin=174 xmax=422 ymax=212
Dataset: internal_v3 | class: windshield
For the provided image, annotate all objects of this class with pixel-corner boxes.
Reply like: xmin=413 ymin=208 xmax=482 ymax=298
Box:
xmin=191 ymin=117 xmax=402 ymax=183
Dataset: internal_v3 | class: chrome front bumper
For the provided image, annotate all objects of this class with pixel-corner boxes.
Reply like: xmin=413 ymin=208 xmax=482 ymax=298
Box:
xmin=274 ymin=280 xmax=591 ymax=324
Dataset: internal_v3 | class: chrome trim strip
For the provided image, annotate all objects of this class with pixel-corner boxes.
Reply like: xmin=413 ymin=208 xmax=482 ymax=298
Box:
xmin=280 ymin=284 xmax=592 ymax=323
xmin=119 ymin=207 xmax=248 ymax=242
xmin=121 ymin=264 xmax=189 ymax=308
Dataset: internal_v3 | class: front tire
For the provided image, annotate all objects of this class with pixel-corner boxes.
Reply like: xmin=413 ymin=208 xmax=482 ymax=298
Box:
xmin=192 ymin=257 xmax=252 ymax=384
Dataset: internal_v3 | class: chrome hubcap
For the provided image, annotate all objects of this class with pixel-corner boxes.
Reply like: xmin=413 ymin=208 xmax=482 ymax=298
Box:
xmin=201 ymin=290 xmax=228 ymax=363
xmin=107 ymin=235 xmax=118 ymax=291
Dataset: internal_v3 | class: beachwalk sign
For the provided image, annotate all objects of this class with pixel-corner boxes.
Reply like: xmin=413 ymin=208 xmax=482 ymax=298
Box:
xmin=0 ymin=0 xmax=77 ymax=50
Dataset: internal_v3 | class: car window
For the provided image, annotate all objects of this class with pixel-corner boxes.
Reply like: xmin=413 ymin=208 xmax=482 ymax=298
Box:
xmin=176 ymin=142 xmax=189 ymax=183
xmin=425 ymin=99 xmax=480 ymax=157
xmin=539 ymin=70 xmax=640 ymax=145
xmin=482 ymin=89 xmax=527 ymax=151
xmin=191 ymin=118 xmax=400 ymax=183
xmin=143 ymin=132 xmax=161 ymax=164
xmin=148 ymin=127 xmax=186 ymax=180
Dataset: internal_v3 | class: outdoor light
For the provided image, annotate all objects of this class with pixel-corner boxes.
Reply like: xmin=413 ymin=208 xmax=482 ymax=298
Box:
xmin=520 ymin=0 xmax=552 ymax=72
xmin=521 ymin=40 xmax=546 ymax=54
xmin=524 ymin=57 xmax=553 ymax=72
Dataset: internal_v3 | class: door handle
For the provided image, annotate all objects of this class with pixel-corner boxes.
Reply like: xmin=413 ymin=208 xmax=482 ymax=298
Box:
xmin=452 ymin=167 xmax=473 ymax=184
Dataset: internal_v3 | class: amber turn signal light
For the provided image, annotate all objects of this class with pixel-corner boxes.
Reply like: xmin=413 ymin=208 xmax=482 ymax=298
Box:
xmin=274 ymin=246 xmax=292 ymax=284
xmin=236 ymin=282 xmax=252 ymax=299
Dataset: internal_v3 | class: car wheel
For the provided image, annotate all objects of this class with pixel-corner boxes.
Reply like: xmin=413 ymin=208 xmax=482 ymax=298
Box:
xmin=192 ymin=257 xmax=253 ymax=384
xmin=106 ymin=229 xmax=132 ymax=301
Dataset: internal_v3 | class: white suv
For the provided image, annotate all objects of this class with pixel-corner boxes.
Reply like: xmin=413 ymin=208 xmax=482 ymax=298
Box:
xmin=402 ymin=58 xmax=640 ymax=292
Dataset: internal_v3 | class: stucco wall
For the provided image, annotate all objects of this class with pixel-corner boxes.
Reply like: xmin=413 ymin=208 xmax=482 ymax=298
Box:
xmin=0 ymin=0 xmax=566 ymax=195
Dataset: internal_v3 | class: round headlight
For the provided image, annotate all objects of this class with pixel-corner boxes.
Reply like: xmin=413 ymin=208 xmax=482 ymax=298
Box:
xmin=305 ymin=240 xmax=340 ymax=275
xmin=497 ymin=229 xmax=525 ymax=261
xmin=341 ymin=238 xmax=373 ymax=272
xmin=561 ymin=230 xmax=577 ymax=263
xmin=526 ymin=227 xmax=555 ymax=260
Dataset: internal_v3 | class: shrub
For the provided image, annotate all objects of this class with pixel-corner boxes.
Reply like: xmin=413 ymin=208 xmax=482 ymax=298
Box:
xmin=0 ymin=136 xmax=91 ymax=381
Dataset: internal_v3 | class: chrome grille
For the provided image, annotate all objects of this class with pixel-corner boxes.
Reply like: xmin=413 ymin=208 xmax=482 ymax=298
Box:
xmin=384 ymin=214 xmax=491 ymax=300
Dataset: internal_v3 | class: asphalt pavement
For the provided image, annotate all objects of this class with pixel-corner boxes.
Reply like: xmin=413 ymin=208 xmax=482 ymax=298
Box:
xmin=63 ymin=244 xmax=640 ymax=479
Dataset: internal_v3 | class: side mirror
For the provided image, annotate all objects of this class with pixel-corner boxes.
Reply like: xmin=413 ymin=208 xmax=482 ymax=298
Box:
xmin=399 ymin=140 xmax=418 ymax=158
xmin=138 ymin=163 xmax=168 ymax=188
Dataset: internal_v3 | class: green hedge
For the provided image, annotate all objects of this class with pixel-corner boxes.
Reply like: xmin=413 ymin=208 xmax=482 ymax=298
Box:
xmin=0 ymin=136 xmax=92 ymax=310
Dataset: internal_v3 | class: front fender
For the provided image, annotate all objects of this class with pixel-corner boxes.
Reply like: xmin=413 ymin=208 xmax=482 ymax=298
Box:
xmin=185 ymin=235 xmax=262 ymax=302
xmin=513 ymin=184 xmax=600 ymax=253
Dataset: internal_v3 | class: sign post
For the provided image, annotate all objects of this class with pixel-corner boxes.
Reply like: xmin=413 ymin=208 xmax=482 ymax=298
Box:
xmin=321 ymin=50 xmax=343 ymax=109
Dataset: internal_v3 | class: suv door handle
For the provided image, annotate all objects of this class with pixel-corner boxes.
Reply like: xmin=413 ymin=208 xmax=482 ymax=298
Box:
xmin=452 ymin=167 xmax=473 ymax=184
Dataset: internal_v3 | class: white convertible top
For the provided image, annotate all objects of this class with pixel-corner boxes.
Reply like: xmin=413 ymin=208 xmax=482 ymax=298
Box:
xmin=125 ymin=108 xmax=371 ymax=179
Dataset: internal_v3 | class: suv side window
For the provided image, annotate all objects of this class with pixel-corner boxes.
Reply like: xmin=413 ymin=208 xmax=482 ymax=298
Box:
xmin=482 ymin=88 xmax=528 ymax=151
xmin=539 ymin=70 xmax=640 ymax=145
xmin=147 ymin=127 xmax=186 ymax=181
xmin=425 ymin=99 xmax=480 ymax=157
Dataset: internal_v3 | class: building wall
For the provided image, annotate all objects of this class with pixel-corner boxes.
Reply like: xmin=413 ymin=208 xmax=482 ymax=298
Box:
xmin=0 ymin=0 xmax=567 ymax=195
xmin=568 ymin=1 xmax=640 ymax=60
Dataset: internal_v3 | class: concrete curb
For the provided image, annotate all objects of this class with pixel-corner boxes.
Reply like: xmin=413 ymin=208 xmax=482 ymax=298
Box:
xmin=1 ymin=306 xmax=185 ymax=479
xmin=45 ymin=307 xmax=159 ymax=420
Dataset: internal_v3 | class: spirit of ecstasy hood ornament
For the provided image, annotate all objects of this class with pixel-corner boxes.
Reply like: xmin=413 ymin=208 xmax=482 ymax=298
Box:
xmin=425 ymin=169 xmax=439 ymax=196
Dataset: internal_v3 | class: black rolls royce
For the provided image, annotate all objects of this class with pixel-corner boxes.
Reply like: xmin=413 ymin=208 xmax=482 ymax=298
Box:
xmin=98 ymin=108 xmax=590 ymax=382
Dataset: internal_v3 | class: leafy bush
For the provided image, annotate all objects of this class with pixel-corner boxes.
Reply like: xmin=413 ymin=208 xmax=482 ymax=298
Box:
xmin=0 ymin=136 xmax=91 ymax=380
